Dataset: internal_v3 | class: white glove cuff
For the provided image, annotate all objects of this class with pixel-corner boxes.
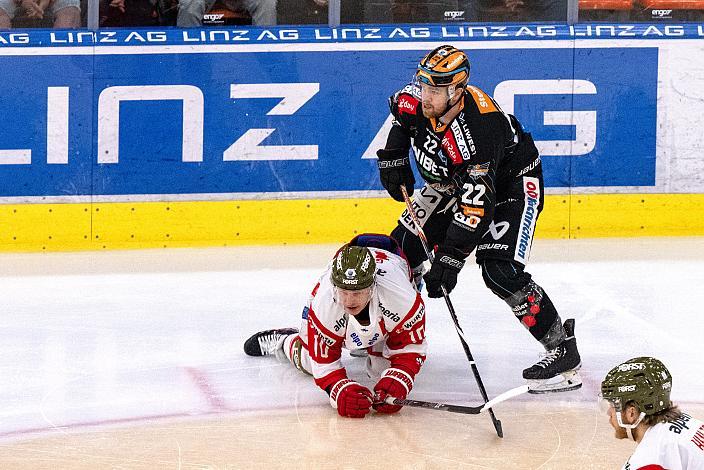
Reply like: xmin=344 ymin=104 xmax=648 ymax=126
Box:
xmin=381 ymin=368 xmax=414 ymax=395
xmin=329 ymin=379 xmax=355 ymax=409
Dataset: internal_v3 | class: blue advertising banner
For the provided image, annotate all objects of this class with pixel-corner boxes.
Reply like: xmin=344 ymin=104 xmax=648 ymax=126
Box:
xmin=0 ymin=25 xmax=662 ymax=199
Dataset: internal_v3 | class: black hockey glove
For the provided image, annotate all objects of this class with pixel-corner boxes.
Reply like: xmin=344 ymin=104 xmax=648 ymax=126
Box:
xmin=376 ymin=148 xmax=415 ymax=202
xmin=423 ymin=246 xmax=466 ymax=298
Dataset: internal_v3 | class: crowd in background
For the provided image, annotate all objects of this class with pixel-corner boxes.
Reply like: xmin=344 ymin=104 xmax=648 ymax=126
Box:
xmin=1 ymin=0 xmax=703 ymax=30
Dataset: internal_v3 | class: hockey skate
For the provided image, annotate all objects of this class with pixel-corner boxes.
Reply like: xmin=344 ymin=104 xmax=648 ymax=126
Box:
xmin=243 ymin=328 xmax=298 ymax=357
xmin=523 ymin=319 xmax=582 ymax=394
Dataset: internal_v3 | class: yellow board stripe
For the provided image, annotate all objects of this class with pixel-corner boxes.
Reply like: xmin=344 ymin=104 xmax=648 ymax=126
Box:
xmin=1 ymin=194 xmax=703 ymax=252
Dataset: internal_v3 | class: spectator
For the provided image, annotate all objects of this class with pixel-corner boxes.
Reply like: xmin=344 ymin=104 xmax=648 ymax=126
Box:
xmin=0 ymin=0 xmax=80 ymax=28
xmin=99 ymin=0 xmax=160 ymax=27
xmin=278 ymin=0 xmax=327 ymax=25
xmin=463 ymin=0 xmax=566 ymax=22
xmin=177 ymin=0 xmax=276 ymax=26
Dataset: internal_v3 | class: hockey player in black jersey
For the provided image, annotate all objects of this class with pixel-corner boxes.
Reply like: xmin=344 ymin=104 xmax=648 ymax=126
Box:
xmin=376 ymin=45 xmax=581 ymax=393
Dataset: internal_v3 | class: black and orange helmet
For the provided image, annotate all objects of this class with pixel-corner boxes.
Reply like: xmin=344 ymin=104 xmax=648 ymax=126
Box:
xmin=416 ymin=45 xmax=470 ymax=88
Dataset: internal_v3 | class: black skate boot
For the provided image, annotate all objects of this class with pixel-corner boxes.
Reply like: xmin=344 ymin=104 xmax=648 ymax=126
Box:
xmin=243 ymin=328 xmax=298 ymax=357
xmin=523 ymin=319 xmax=582 ymax=393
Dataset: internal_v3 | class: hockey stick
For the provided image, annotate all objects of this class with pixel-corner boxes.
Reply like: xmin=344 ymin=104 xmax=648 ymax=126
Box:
xmin=381 ymin=384 xmax=529 ymax=415
xmin=400 ymin=185 xmax=504 ymax=438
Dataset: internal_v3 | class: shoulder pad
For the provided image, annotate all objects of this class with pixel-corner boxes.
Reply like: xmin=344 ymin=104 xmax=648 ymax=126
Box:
xmin=466 ymin=86 xmax=500 ymax=114
xmin=402 ymin=82 xmax=421 ymax=99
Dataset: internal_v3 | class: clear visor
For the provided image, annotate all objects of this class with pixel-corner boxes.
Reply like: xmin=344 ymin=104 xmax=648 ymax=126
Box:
xmin=419 ymin=82 xmax=449 ymax=98
xmin=598 ymin=394 xmax=621 ymax=413
xmin=597 ymin=393 xmax=645 ymax=430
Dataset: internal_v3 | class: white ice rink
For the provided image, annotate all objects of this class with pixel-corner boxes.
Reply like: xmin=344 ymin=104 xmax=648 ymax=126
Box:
xmin=1 ymin=237 xmax=703 ymax=469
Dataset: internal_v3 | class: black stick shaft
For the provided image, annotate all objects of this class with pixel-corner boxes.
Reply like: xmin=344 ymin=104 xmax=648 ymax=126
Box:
xmin=389 ymin=397 xmax=483 ymax=414
xmin=383 ymin=384 xmax=529 ymax=416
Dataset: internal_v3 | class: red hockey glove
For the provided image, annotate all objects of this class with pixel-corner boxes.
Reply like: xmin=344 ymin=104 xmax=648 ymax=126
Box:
xmin=329 ymin=379 xmax=373 ymax=418
xmin=373 ymin=368 xmax=414 ymax=414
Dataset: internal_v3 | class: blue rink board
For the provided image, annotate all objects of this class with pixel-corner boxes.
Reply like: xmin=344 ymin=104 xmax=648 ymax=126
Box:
xmin=0 ymin=25 xmax=664 ymax=198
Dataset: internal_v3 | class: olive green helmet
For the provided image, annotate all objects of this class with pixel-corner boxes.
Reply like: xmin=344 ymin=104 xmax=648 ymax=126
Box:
xmin=330 ymin=245 xmax=376 ymax=290
xmin=601 ymin=357 xmax=672 ymax=415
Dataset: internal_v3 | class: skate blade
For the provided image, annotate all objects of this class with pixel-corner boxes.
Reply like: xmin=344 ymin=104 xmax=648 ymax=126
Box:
xmin=527 ymin=370 xmax=583 ymax=394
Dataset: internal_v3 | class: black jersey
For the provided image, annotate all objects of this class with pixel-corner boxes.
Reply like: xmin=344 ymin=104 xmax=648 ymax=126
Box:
xmin=385 ymin=82 xmax=541 ymax=254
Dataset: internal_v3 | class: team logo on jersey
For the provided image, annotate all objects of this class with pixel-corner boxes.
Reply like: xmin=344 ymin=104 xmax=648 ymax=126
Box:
xmin=469 ymin=162 xmax=490 ymax=178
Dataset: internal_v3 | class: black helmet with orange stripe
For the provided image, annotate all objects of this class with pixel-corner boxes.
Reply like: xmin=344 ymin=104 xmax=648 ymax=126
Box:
xmin=416 ymin=45 xmax=470 ymax=89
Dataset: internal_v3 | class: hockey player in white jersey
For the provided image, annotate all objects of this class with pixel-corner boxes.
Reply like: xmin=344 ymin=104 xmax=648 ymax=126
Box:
xmin=601 ymin=357 xmax=704 ymax=470
xmin=244 ymin=234 xmax=427 ymax=419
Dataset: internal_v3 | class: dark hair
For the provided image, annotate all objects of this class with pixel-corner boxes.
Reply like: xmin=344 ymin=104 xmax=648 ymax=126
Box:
xmin=625 ymin=400 xmax=682 ymax=426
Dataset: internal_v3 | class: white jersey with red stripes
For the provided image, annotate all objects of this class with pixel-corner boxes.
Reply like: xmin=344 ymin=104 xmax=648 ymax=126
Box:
xmin=623 ymin=413 xmax=704 ymax=470
xmin=298 ymin=247 xmax=427 ymax=393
